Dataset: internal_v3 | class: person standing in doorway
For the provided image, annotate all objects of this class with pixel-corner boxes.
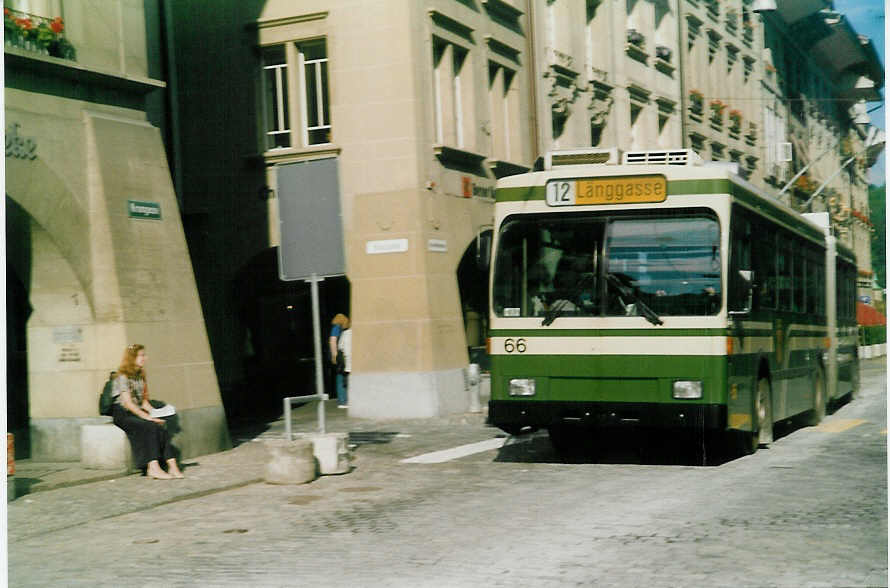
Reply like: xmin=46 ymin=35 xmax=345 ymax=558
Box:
xmin=329 ymin=313 xmax=350 ymax=407
xmin=337 ymin=322 xmax=352 ymax=407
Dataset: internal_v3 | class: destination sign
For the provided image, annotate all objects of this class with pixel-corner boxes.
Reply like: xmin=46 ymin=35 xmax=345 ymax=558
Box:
xmin=546 ymin=175 xmax=666 ymax=206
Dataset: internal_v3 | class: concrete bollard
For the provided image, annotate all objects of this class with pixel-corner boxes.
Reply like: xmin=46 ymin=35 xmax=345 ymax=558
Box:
xmin=265 ymin=439 xmax=317 ymax=484
xmin=467 ymin=363 xmax=482 ymax=413
xmin=302 ymin=432 xmax=352 ymax=475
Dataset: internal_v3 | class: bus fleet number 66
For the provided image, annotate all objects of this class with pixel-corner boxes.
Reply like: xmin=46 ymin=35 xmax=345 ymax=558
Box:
xmin=503 ymin=338 xmax=527 ymax=353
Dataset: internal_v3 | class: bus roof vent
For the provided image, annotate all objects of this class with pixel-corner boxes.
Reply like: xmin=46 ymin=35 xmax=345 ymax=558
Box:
xmin=622 ymin=149 xmax=703 ymax=166
xmin=545 ymin=148 xmax=621 ymax=169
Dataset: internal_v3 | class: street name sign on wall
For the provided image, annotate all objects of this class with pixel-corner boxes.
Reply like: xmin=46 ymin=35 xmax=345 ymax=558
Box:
xmin=127 ymin=200 xmax=162 ymax=220
xmin=276 ymin=158 xmax=345 ymax=281
xmin=366 ymin=238 xmax=408 ymax=254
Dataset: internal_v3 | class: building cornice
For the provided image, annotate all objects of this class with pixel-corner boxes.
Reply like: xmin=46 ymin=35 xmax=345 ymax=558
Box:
xmin=253 ymin=11 xmax=329 ymax=29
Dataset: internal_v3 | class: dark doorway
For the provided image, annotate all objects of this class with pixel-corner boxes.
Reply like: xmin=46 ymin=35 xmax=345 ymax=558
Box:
xmin=456 ymin=230 xmax=491 ymax=370
xmin=232 ymin=248 xmax=349 ymax=423
xmin=6 ymin=196 xmax=32 ymax=458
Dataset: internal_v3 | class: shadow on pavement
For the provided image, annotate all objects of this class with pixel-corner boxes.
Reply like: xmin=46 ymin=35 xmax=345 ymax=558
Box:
xmin=347 ymin=431 xmax=401 ymax=447
xmin=228 ymin=419 xmax=273 ymax=447
xmin=493 ymin=423 xmax=807 ymax=467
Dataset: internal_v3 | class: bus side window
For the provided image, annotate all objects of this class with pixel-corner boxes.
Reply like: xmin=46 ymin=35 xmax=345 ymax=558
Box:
xmin=729 ymin=215 xmax=752 ymax=311
xmin=752 ymin=226 xmax=776 ymax=310
xmin=777 ymin=236 xmax=792 ymax=311
xmin=793 ymin=239 xmax=805 ymax=313
xmin=806 ymin=247 xmax=819 ymax=315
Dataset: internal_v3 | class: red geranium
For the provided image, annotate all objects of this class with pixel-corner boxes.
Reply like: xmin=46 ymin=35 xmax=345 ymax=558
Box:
xmin=50 ymin=17 xmax=64 ymax=34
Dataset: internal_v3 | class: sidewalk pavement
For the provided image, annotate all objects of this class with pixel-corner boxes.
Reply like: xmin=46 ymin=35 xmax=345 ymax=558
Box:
xmin=7 ymin=400 xmax=498 ymax=543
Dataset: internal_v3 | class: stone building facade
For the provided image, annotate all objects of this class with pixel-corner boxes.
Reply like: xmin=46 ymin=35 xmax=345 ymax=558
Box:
xmin=5 ymin=0 xmax=230 ymax=460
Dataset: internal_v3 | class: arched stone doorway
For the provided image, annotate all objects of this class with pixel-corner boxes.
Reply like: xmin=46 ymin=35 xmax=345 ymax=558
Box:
xmin=5 ymin=193 xmax=95 ymax=460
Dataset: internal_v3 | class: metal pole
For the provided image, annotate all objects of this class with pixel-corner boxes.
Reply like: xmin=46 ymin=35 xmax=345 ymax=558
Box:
xmin=777 ymin=138 xmax=841 ymax=197
xmin=801 ymin=156 xmax=855 ymax=211
xmin=308 ymin=273 xmax=327 ymax=434
xmin=284 ymin=397 xmax=291 ymax=441
xmin=825 ymin=235 xmax=838 ymax=402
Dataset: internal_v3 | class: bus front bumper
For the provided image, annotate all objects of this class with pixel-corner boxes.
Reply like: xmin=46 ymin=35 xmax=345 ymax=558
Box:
xmin=488 ymin=400 xmax=726 ymax=431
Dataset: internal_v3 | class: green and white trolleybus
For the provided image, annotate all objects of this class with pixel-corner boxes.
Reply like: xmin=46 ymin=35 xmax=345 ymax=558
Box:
xmin=487 ymin=148 xmax=858 ymax=454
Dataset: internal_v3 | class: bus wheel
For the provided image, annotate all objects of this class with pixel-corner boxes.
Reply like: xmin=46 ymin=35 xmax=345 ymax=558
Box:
xmin=755 ymin=377 xmax=773 ymax=447
xmin=805 ymin=366 xmax=826 ymax=426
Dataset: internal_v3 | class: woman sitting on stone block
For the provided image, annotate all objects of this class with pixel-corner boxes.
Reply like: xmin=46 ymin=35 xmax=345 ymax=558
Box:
xmin=112 ymin=344 xmax=184 ymax=479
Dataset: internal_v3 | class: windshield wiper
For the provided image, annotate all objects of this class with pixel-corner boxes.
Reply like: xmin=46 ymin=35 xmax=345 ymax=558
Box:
xmin=541 ymin=273 xmax=595 ymax=326
xmin=605 ymin=273 xmax=664 ymax=326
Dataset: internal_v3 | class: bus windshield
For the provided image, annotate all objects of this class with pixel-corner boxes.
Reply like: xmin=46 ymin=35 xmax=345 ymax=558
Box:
xmin=492 ymin=211 xmax=721 ymax=319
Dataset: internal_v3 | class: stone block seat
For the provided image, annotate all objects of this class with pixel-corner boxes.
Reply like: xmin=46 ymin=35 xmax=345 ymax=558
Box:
xmin=80 ymin=417 xmax=134 ymax=471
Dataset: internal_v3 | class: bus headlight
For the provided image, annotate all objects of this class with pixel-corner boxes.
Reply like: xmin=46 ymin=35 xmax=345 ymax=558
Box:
xmin=509 ymin=378 xmax=536 ymax=396
xmin=672 ymin=380 xmax=702 ymax=399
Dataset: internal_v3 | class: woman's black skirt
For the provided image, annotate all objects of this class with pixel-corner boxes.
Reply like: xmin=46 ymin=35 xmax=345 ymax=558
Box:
xmin=112 ymin=403 xmax=174 ymax=468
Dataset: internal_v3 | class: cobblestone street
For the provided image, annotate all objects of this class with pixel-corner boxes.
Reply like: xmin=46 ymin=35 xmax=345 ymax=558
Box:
xmin=8 ymin=358 xmax=886 ymax=587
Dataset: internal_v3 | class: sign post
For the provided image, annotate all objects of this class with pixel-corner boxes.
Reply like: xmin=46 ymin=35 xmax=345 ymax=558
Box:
xmin=275 ymin=158 xmax=346 ymax=435
xmin=307 ymin=273 xmax=325 ymax=432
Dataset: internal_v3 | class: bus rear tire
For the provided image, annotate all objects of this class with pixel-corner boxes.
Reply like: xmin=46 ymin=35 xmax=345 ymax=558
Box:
xmin=805 ymin=366 xmax=826 ymax=427
xmin=755 ymin=377 xmax=773 ymax=447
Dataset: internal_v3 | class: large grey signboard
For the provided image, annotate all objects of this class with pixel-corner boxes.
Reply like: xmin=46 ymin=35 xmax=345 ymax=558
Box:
xmin=276 ymin=157 xmax=346 ymax=281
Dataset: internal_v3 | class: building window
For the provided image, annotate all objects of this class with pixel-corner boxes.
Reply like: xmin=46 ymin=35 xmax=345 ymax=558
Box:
xmin=300 ymin=40 xmax=331 ymax=146
xmin=726 ymin=44 xmax=738 ymax=74
xmin=488 ymin=62 xmax=518 ymax=162
xmin=433 ymin=37 xmax=474 ymax=149
xmin=743 ymin=56 xmax=754 ymax=83
xmin=260 ymin=39 xmax=332 ymax=151
xmin=262 ymin=45 xmax=291 ymax=150
xmin=707 ymin=30 xmax=721 ymax=64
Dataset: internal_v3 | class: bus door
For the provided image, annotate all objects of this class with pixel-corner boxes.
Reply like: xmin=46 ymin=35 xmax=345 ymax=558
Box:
xmin=727 ymin=211 xmax=756 ymax=431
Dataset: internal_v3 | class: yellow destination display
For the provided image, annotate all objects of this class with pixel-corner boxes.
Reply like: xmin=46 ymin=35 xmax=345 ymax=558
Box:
xmin=575 ymin=175 xmax=666 ymax=205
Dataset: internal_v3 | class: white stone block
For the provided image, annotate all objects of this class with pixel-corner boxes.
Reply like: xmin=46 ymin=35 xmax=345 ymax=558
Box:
xmin=303 ymin=432 xmax=352 ymax=475
xmin=80 ymin=423 xmax=133 ymax=470
xmin=264 ymin=439 xmax=316 ymax=484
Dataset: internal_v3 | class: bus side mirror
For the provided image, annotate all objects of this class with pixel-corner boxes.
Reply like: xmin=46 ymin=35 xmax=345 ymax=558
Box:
xmin=475 ymin=230 xmax=492 ymax=271
xmin=729 ymin=270 xmax=753 ymax=318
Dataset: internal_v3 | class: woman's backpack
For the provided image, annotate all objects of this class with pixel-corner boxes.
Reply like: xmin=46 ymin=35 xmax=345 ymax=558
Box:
xmin=98 ymin=372 xmax=116 ymax=416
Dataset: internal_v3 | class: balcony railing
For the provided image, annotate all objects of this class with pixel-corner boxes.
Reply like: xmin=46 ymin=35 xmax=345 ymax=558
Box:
xmin=4 ymin=7 xmax=76 ymax=60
